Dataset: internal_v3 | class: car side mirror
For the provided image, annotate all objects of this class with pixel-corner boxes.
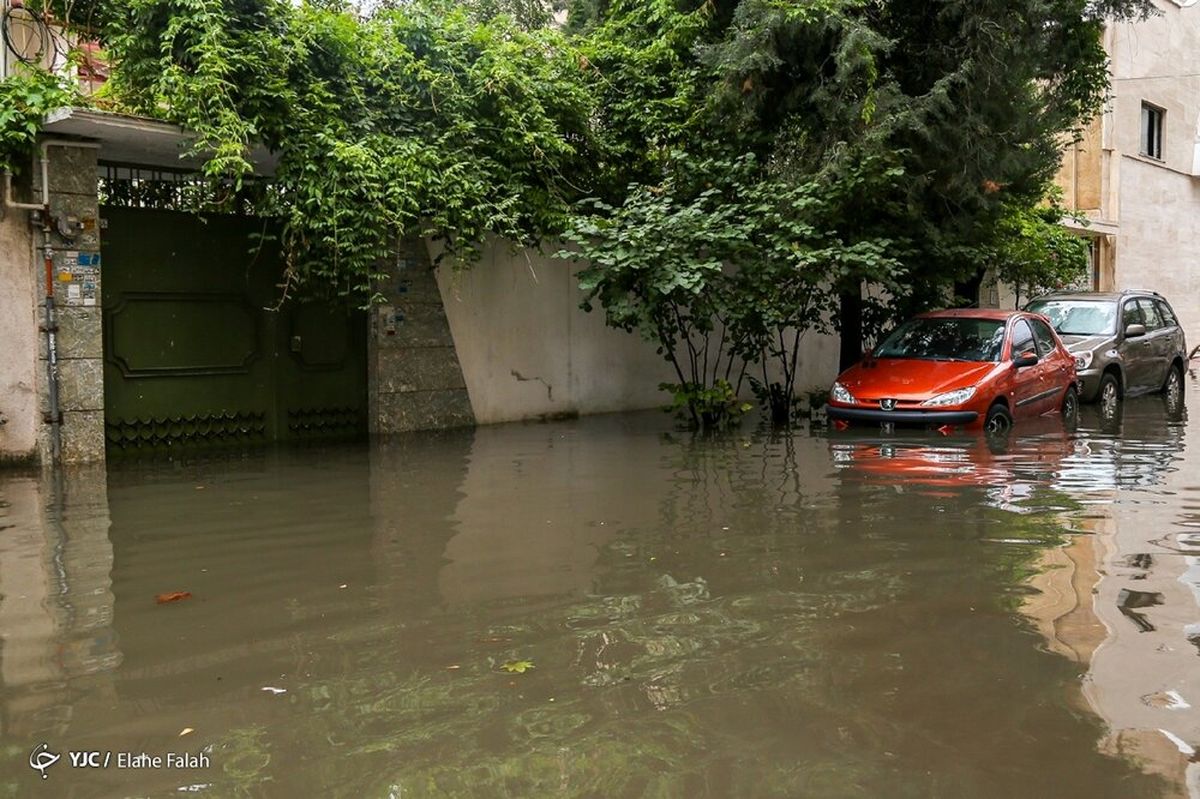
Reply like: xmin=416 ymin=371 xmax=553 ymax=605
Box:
xmin=1012 ymin=351 xmax=1039 ymax=368
xmin=1124 ymin=323 xmax=1146 ymax=338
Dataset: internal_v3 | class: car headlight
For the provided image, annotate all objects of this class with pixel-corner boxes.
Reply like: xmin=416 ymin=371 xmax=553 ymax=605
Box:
xmin=830 ymin=381 xmax=856 ymax=404
xmin=1074 ymin=351 xmax=1094 ymax=371
xmin=920 ymin=386 xmax=976 ymax=407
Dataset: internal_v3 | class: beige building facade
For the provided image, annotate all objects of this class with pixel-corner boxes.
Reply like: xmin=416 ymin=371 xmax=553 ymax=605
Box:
xmin=1055 ymin=0 xmax=1200 ymax=344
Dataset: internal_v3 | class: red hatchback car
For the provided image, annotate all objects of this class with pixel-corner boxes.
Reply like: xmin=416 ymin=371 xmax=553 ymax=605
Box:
xmin=825 ymin=309 xmax=1078 ymax=433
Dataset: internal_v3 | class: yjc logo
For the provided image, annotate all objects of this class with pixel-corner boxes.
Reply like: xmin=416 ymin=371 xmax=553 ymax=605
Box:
xmin=29 ymin=743 xmax=60 ymax=779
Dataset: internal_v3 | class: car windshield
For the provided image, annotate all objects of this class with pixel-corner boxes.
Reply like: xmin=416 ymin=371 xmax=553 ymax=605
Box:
xmin=1025 ymin=299 xmax=1116 ymax=336
xmin=874 ymin=317 xmax=1006 ymax=362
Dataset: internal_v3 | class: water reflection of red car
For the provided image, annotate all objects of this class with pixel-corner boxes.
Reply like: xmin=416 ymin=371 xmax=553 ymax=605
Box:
xmin=830 ymin=418 xmax=1077 ymax=507
xmin=826 ymin=309 xmax=1078 ymax=434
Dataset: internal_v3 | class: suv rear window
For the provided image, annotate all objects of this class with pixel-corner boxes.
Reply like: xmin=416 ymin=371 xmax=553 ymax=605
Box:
xmin=1155 ymin=299 xmax=1179 ymax=328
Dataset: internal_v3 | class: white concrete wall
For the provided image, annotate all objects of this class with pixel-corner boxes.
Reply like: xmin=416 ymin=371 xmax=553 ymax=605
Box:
xmin=1115 ymin=160 xmax=1200 ymax=341
xmin=1109 ymin=3 xmax=1200 ymax=345
xmin=0 ymin=204 xmax=38 ymax=463
xmin=431 ymin=238 xmax=842 ymax=425
xmin=1110 ymin=4 xmax=1200 ymax=172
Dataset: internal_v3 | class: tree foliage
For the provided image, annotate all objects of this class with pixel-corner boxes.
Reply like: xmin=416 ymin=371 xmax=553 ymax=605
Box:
xmin=563 ymin=148 xmax=908 ymax=426
xmin=700 ymin=0 xmax=1152 ymax=320
xmin=32 ymin=0 xmax=599 ymax=299
xmin=984 ymin=198 xmax=1092 ymax=307
xmin=0 ymin=0 xmax=1155 ymax=426
xmin=563 ymin=0 xmax=1153 ymax=422
xmin=0 ymin=67 xmax=76 ymax=173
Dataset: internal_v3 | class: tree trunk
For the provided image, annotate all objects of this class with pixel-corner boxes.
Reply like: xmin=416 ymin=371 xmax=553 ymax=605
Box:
xmin=838 ymin=287 xmax=863 ymax=372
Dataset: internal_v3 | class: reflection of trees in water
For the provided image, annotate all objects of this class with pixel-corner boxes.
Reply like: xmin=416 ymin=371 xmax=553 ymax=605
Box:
xmin=180 ymin=427 xmax=1169 ymax=797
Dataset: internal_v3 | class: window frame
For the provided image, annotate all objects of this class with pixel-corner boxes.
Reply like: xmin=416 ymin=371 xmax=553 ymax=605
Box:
xmin=1141 ymin=102 xmax=1165 ymax=160
xmin=1009 ymin=318 xmax=1036 ymax=359
xmin=1121 ymin=299 xmax=1144 ymax=333
xmin=1155 ymin=299 xmax=1179 ymax=329
xmin=1137 ymin=298 xmax=1164 ymax=330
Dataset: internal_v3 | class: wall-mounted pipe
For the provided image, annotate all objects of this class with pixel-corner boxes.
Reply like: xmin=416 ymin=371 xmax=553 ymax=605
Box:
xmin=4 ymin=137 xmax=101 ymax=465
xmin=2 ymin=171 xmax=43 ymax=211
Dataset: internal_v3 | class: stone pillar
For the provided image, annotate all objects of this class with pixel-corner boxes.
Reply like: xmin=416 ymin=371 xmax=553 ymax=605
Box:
xmin=368 ymin=238 xmax=474 ymax=433
xmin=32 ymin=142 xmax=105 ymax=464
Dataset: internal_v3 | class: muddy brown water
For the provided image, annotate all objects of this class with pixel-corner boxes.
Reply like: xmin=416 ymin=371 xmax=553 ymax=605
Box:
xmin=2 ymin=379 xmax=1199 ymax=798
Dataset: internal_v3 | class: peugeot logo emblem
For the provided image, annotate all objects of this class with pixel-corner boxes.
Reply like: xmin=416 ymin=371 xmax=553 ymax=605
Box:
xmin=880 ymin=399 xmax=897 ymax=411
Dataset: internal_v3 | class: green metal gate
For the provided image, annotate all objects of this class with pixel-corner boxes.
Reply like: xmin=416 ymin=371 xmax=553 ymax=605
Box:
xmin=100 ymin=206 xmax=367 ymax=452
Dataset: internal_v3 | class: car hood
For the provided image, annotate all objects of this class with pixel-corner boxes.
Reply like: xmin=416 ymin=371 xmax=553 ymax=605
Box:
xmin=837 ymin=359 xmax=998 ymax=402
xmin=1058 ymin=334 xmax=1111 ymax=353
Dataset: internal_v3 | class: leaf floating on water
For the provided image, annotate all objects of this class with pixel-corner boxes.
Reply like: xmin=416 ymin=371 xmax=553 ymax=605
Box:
xmin=155 ymin=591 xmax=192 ymax=604
xmin=500 ymin=660 xmax=535 ymax=674
xmin=179 ymin=728 xmax=194 ymax=737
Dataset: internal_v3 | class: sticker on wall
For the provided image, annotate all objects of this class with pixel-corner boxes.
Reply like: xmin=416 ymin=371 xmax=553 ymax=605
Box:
xmin=55 ymin=249 xmax=101 ymax=306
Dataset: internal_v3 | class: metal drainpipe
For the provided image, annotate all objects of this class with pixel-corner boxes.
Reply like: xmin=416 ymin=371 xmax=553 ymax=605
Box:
xmin=3 ymin=138 xmax=102 ymax=465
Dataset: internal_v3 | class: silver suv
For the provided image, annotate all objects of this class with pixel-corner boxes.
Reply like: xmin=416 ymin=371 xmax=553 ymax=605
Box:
xmin=1025 ymin=291 xmax=1187 ymax=414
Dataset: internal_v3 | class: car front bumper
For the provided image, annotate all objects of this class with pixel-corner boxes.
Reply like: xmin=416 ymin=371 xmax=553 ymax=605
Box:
xmin=825 ymin=405 xmax=979 ymax=426
xmin=1076 ymin=369 xmax=1102 ymax=402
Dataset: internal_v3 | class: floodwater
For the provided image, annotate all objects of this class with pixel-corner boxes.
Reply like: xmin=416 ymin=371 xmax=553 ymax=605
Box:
xmin=2 ymin=377 xmax=1200 ymax=798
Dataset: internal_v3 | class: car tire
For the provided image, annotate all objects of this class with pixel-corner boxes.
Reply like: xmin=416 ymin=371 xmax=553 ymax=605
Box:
xmin=1162 ymin=362 xmax=1185 ymax=416
xmin=1061 ymin=385 xmax=1079 ymax=424
xmin=984 ymin=402 xmax=1013 ymax=434
xmin=1098 ymin=372 xmax=1121 ymax=422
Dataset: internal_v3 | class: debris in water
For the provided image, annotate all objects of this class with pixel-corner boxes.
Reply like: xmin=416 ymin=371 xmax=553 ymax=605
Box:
xmin=1117 ymin=589 xmax=1164 ymax=633
xmin=1142 ymin=690 xmax=1191 ymax=710
xmin=179 ymin=728 xmax=194 ymax=737
xmin=500 ymin=660 xmax=535 ymax=674
xmin=155 ymin=591 xmax=192 ymax=604
xmin=261 ymin=686 xmax=287 ymax=695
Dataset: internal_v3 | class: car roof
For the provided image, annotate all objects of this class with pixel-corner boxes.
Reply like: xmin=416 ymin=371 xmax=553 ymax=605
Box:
xmin=1027 ymin=290 xmax=1164 ymax=303
xmin=917 ymin=308 xmax=1026 ymax=321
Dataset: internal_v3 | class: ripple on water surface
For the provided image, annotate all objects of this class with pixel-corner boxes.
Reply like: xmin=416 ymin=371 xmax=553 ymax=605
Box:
xmin=1 ymin=393 xmax=1197 ymax=798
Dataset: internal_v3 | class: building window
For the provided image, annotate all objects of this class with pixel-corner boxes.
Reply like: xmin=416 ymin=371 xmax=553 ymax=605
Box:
xmin=1141 ymin=102 xmax=1164 ymax=159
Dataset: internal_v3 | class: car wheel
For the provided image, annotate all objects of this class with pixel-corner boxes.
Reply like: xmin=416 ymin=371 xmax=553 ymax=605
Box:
xmin=1163 ymin=362 xmax=1185 ymax=415
xmin=1098 ymin=372 xmax=1121 ymax=422
xmin=1061 ymin=385 xmax=1079 ymax=424
xmin=984 ymin=402 xmax=1013 ymax=434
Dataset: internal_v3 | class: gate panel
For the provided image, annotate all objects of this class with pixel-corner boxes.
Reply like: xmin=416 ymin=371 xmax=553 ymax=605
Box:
xmin=277 ymin=302 xmax=368 ymax=441
xmin=100 ymin=207 xmax=366 ymax=452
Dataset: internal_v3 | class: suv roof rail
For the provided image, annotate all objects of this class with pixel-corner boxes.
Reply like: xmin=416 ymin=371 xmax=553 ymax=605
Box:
xmin=1120 ymin=288 xmax=1163 ymax=297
